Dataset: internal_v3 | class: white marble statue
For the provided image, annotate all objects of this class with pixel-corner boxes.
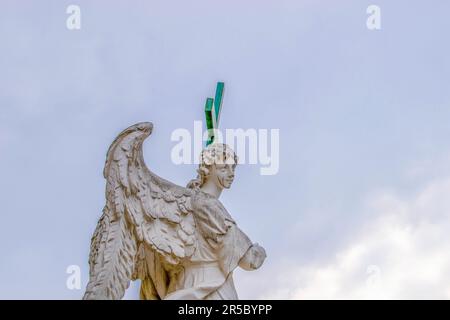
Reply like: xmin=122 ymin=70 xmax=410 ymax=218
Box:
xmin=83 ymin=122 xmax=266 ymax=300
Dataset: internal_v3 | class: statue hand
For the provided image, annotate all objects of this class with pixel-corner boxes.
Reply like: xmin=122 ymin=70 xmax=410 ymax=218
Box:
xmin=239 ymin=243 xmax=266 ymax=271
xmin=249 ymin=243 xmax=266 ymax=269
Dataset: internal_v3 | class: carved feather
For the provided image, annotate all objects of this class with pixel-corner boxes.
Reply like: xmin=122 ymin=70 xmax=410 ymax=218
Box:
xmin=84 ymin=122 xmax=198 ymax=300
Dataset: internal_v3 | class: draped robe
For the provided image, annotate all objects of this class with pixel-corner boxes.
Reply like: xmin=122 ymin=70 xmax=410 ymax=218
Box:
xmin=139 ymin=190 xmax=253 ymax=300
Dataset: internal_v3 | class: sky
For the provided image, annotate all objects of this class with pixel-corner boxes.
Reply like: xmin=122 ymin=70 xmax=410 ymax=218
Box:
xmin=1 ymin=0 xmax=450 ymax=299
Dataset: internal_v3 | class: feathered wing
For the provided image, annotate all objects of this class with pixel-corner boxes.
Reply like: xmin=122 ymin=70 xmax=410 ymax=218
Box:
xmin=83 ymin=122 xmax=197 ymax=300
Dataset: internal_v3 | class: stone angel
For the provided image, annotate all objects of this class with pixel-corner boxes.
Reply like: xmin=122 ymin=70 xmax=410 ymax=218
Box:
xmin=83 ymin=122 xmax=266 ymax=300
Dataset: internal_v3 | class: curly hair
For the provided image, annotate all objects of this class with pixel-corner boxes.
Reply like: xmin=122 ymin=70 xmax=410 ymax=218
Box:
xmin=186 ymin=143 xmax=238 ymax=189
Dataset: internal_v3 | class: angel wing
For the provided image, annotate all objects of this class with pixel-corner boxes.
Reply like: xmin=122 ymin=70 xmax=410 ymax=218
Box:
xmin=83 ymin=122 xmax=197 ymax=300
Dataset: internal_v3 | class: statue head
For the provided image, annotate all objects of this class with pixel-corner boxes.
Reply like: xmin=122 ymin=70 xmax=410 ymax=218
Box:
xmin=187 ymin=143 xmax=238 ymax=190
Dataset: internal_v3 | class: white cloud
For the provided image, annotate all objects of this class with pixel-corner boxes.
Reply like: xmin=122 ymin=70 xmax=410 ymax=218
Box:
xmin=260 ymin=177 xmax=450 ymax=299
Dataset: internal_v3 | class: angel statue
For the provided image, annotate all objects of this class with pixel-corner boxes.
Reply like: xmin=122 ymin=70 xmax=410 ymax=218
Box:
xmin=83 ymin=122 xmax=266 ymax=300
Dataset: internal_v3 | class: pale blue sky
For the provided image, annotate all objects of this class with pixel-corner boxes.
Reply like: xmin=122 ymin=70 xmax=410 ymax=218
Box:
xmin=1 ymin=0 xmax=450 ymax=299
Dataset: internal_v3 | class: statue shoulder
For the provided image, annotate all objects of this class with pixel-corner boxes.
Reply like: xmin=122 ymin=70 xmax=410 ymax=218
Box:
xmin=191 ymin=190 xmax=234 ymax=222
xmin=191 ymin=190 xmax=235 ymax=227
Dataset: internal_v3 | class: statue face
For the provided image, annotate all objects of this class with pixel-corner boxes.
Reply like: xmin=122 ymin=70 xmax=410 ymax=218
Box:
xmin=209 ymin=163 xmax=236 ymax=189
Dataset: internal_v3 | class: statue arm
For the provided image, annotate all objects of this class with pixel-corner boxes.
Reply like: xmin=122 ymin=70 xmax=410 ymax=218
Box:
xmin=193 ymin=196 xmax=266 ymax=273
